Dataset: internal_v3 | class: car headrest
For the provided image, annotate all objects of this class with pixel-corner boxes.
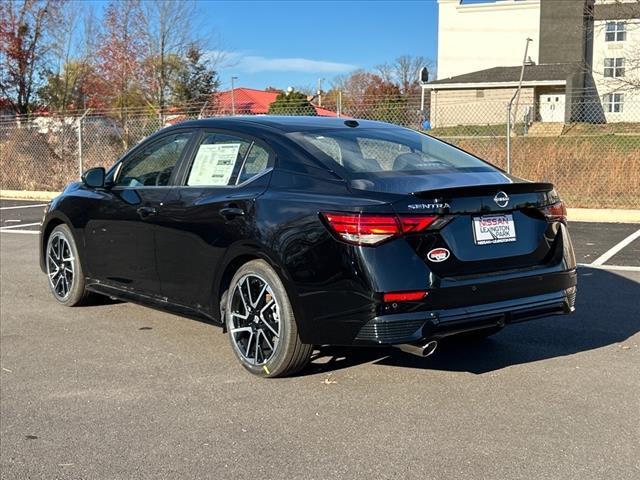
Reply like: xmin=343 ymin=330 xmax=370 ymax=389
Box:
xmin=393 ymin=152 xmax=424 ymax=171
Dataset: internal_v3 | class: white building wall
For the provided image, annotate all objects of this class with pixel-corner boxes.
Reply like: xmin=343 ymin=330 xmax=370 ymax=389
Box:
xmin=437 ymin=0 xmax=541 ymax=80
xmin=591 ymin=8 xmax=640 ymax=122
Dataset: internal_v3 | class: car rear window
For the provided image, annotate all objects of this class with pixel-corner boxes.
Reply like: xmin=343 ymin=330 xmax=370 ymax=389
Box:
xmin=288 ymin=127 xmax=494 ymax=175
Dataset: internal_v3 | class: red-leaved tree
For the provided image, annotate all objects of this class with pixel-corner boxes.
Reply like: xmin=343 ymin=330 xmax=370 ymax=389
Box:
xmin=95 ymin=0 xmax=148 ymax=118
xmin=0 ymin=0 xmax=64 ymax=115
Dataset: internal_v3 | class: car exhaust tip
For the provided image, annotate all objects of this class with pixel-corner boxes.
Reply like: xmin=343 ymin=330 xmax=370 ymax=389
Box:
xmin=395 ymin=340 xmax=438 ymax=358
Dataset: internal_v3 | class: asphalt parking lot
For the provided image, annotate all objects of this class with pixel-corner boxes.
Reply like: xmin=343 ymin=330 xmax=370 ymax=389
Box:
xmin=1 ymin=200 xmax=639 ymax=479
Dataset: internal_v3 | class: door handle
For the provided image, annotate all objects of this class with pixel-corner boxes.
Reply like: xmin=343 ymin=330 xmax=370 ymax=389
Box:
xmin=137 ymin=206 xmax=158 ymax=219
xmin=220 ymin=206 xmax=245 ymax=220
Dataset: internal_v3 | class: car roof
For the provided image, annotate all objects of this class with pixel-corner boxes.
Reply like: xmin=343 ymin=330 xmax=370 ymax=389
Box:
xmin=166 ymin=116 xmax=400 ymax=134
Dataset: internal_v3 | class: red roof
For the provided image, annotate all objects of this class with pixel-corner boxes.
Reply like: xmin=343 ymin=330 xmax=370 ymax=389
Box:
xmin=211 ymin=88 xmax=337 ymax=117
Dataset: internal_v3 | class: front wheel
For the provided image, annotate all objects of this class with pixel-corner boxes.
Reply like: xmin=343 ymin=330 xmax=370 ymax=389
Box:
xmin=45 ymin=224 xmax=90 ymax=306
xmin=225 ymin=260 xmax=312 ymax=377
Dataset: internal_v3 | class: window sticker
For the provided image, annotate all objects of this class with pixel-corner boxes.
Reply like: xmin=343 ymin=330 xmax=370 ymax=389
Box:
xmin=187 ymin=143 xmax=241 ymax=186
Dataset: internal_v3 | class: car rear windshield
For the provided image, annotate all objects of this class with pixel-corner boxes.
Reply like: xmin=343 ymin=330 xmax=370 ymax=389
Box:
xmin=288 ymin=127 xmax=495 ymax=175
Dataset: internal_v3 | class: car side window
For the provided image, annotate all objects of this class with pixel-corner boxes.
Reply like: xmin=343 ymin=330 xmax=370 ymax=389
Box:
xmin=237 ymin=143 xmax=270 ymax=184
xmin=116 ymin=132 xmax=192 ymax=187
xmin=186 ymin=133 xmax=251 ymax=186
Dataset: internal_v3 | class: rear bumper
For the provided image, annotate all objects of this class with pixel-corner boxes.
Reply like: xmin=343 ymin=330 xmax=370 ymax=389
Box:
xmin=353 ymin=275 xmax=576 ymax=346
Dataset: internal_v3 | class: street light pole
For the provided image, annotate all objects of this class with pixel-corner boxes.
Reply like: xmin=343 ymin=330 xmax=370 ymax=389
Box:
xmin=510 ymin=38 xmax=533 ymax=133
xmin=317 ymin=78 xmax=324 ymax=107
xmin=506 ymin=37 xmax=533 ymax=174
xmin=230 ymin=76 xmax=238 ymax=115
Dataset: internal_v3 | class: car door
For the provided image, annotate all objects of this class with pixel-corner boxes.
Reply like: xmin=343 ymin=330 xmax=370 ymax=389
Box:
xmin=83 ymin=130 xmax=195 ymax=295
xmin=153 ymin=130 xmax=274 ymax=310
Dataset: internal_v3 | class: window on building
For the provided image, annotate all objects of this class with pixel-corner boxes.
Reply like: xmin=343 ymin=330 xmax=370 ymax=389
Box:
xmin=603 ymin=93 xmax=624 ymax=113
xmin=605 ymin=21 xmax=626 ymax=42
xmin=604 ymin=58 xmax=625 ymax=78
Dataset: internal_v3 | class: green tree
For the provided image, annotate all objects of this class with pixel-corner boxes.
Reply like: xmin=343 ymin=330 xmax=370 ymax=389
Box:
xmin=38 ymin=61 xmax=97 ymax=111
xmin=268 ymin=90 xmax=316 ymax=116
xmin=173 ymin=44 xmax=219 ymax=107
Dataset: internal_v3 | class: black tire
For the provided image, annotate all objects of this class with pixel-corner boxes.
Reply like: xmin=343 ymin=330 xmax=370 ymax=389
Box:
xmin=225 ymin=259 xmax=312 ymax=378
xmin=45 ymin=224 xmax=90 ymax=306
xmin=454 ymin=325 xmax=504 ymax=342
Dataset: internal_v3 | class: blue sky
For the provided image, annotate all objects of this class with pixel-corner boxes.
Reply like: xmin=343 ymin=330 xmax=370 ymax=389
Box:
xmin=84 ymin=0 xmax=442 ymax=90
xmin=191 ymin=0 xmax=440 ymax=90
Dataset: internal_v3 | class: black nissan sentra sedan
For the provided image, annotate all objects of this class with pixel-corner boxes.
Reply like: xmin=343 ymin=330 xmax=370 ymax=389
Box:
xmin=40 ymin=116 xmax=577 ymax=377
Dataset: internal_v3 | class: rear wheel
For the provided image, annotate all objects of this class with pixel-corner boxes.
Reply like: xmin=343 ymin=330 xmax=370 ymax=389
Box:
xmin=45 ymin=224 xmax=90 ymax=306
xmin=225 ymin=260 xmax=312 ymax=377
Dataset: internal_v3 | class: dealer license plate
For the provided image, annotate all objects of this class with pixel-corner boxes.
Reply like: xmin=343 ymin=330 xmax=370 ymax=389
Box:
xmin=472 ymin=214 xmax=517 ymax=245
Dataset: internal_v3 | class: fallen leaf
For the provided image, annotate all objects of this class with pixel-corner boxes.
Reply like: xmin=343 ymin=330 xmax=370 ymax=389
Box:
xmin=322 ymin=376 xmax=337 ymax=385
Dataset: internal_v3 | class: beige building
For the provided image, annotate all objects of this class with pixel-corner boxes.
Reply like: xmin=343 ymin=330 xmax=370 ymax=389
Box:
xmin=591 ymin=0 xmax=640 ymax=122
xmin=429 ymin=64 xmax=575 ymax=127
xmin=436 ymin=0 xmax=542 ymax=79
xmin=426 ymin=0 xmax=640 ymax=128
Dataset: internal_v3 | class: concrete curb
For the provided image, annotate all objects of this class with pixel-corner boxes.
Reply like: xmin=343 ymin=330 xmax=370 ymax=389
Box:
xmin=566 ymin=208 xmax=640 ymax=224
xmin=1 ymin=190 xmax=59 ymax=201
xmin=1 ymin=190 xmax=639 ymax=223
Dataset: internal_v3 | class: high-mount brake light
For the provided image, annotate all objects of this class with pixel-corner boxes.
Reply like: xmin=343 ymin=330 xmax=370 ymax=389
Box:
xmin=321 ymin=212 xmax=438 ymax=246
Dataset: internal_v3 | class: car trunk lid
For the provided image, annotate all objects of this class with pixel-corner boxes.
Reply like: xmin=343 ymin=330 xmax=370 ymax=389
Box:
xmin=384 ymin=179 xmax=562 ymax=277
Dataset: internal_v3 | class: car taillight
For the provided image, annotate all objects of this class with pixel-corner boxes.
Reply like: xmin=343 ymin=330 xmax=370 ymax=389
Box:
xmin=321 ymin=212 xmax=438 ymax=245
xmin=382 ymin=291 xmax=428 ymax=302
xmin=542 ymin=201 xmax=567 ymax=223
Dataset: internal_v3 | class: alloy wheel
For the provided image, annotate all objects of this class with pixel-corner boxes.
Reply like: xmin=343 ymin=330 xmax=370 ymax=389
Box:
xmin=229 ymin=274 xmax=281 ymax=365
xmin=47 ymin=232 xmax=75 ymax=301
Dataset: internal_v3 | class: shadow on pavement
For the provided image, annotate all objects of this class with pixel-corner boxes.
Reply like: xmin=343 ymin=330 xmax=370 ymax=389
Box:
xmin=304 ymin=267 xmax=640 ymax=376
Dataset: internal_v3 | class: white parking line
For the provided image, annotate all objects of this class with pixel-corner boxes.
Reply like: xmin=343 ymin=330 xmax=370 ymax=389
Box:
xmin=0 ymin=203 xmax=48 ymax=210
xmin=579 ymin=263 xmax=640 ymax=272
xmin=591 ymin=228 xmax=640 ymax=266
xmin=0 ymin=222 xmax=41 ymax=230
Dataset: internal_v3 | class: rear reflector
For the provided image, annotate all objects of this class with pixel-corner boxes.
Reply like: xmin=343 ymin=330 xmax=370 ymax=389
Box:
xmin=321 ymin=212 xmax=438 ymax=245
xmin=383 ymin=291 xmax=428 ymax=303
xmin=542 ymin=202 xmax=567 ymax=223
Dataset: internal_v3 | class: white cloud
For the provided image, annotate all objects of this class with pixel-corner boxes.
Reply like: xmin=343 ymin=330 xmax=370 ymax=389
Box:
xmin=209 ymin=50 xmax=357 ymax=74
xmin=239 ymin=55 xmax=356 ymax=73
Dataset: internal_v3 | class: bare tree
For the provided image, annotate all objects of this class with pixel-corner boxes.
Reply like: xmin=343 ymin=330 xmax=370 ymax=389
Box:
xmin=375 ymin=55 xmax=434 ymax=95
xmin=42 ymin=1 xmax=98 ymax=113
xmin=141 ymin=0 xmax=197 ymax=117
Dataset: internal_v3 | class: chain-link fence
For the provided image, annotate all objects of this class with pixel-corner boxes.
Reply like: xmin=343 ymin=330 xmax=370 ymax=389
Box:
xmin=1 ymin=94 xmax=639 ymax=209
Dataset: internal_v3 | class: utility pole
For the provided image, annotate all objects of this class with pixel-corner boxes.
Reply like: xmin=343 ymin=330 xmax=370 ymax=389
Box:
xmin=230 ymin=76 xmax=238 ymax=115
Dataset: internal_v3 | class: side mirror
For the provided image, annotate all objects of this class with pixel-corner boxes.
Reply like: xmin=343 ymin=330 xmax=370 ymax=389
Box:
xmin=81 ymin=167 xmax=106 ymax=188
